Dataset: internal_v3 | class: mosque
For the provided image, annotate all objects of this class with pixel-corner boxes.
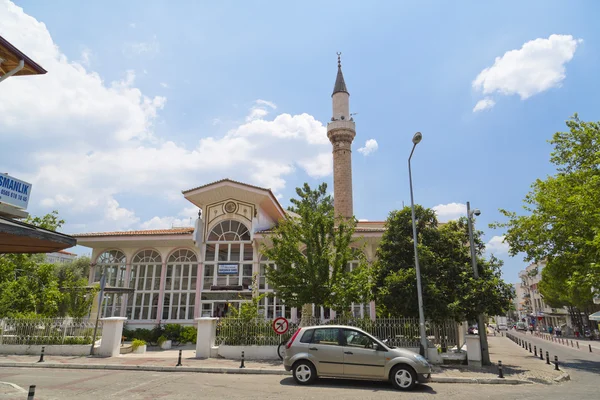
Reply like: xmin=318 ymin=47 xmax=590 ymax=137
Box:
xmin=75 ymin=56 xmax=386 ymax=327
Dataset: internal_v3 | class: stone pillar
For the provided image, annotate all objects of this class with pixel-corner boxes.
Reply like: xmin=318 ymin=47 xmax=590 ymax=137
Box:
xmin=196 ymin=317 xmax=218 ymax=358
xmin=369 ymin=301 xmax=376 ymax=321
xmin=465 ymin=334 xmax=482 ymax=367
xmin=97 ymin=317 xmax=127 ymax=357
xmin=291 ymin=307 xmax=298 ymax=323
xmin=195 ymin=262 xmax=202 ymax=318
xmin=156 ymin=260 xmax=167 ymax=323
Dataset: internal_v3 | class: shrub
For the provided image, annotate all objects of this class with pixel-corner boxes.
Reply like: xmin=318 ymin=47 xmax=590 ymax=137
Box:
xmin=164 ymin=324 xmax=183 ymax=341
xmin=132 ymin=339 xmax=146 ymax=351
xmin=132 ymin=328 xmax=153 ymax=342
xmin=122 ymin=328 xmax=135 ymax=341
xmin=157 ymin=335 xmax=168 ymax=346
xmin=180 ymin=326 xmax=197 ymax=344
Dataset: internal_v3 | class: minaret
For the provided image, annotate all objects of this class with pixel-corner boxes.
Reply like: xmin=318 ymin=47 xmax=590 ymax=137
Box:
xmin=327 ymin=53 xmax=356 ymax=219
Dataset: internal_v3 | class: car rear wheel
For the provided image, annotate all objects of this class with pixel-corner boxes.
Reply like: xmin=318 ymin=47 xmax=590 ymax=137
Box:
xmin=292 ymin=360 xmax=317 ymax=385
xmin=390 ymin=364 xmax=417 ymax=391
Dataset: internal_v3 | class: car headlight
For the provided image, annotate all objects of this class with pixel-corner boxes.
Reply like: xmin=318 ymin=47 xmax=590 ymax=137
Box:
xmin=413 ymin=354 xmax=429 ymax=366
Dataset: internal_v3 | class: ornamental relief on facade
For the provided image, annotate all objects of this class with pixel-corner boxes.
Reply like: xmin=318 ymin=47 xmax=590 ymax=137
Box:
xmin=206 ymin=199 xmax=255 ymax=227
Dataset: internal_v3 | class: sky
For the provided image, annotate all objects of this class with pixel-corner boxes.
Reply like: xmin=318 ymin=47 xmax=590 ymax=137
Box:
xmin=2 ymin=0 xmax=599 ymax=284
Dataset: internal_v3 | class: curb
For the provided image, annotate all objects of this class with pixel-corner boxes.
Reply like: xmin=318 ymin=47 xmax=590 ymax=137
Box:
xmin=429 ymin=376 xmax=532 ymax=385
xmin=0 ymin=363 xmax=290 ymax=375
xmin=553 ymin=372 xmax=570 ymax=383
xmin=1 ymin=363 xmax=536 ymax=384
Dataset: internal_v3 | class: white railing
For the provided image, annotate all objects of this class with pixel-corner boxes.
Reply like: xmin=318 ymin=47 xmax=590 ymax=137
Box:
xmin=0 ymin=318 xmax=101 ymax=346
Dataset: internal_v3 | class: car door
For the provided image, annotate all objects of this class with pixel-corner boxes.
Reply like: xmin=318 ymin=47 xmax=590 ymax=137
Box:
xmin=308 ymin=328 xmax=344 ymax=376
xmin=342 ymin=329 xmax=386 ymax=378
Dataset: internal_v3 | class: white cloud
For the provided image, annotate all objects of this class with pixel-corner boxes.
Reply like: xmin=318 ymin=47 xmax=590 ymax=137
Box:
xmin=357 ymin=139 xmax=378 ymax=156
xmin=140 ymin=215 xmax=192 ymax=229
xmin=432 ymin=203 xmax=467 ymax=222
xmin=472 ymin=34 xmax=582 ymax=110
xmin=160 ymin=82 xmax=169 ymax=88
xmin=0 ymin=1 xmax=332 ymax=234
xmin=123 ymin=35 xmax=160 ymax=57
xmin=79 ymin=47 xmax=91 ymax=67
xmin=129 ymin=22 xmax=136 ymax=28
xmin=486 ymin=235 xmax=510 ymax=255
xmin=473 ymin=98 xmax=496 ymax=112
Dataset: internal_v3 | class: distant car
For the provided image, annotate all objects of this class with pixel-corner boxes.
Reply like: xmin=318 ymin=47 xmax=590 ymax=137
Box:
xmin=283 ymin=325 xmax=432 ymax=391
xmin=468 ymin=325 xmax=479 ymax=335
xmin=516 ymin=322 xmax=527 ymax=331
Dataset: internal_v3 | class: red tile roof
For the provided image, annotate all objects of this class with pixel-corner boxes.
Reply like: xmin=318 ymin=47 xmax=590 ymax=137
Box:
xmin=57 ymin=250 xmax=77 ymax=256
xmin=73 ymin=227 xmax=194 ymax=238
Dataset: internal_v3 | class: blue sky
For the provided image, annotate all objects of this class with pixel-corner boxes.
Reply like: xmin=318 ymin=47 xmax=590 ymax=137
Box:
xmin=2 ymin=0 xmax=599 ymax=284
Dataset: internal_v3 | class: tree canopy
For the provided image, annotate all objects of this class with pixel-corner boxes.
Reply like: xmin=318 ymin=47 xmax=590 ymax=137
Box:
xmin=0 ymin=211 xmax=94 ymax=318
xmin=491 ymin=114 xmax=600 ymax=315
xmin=376 ymin=206 xmax=514 ymax=322
xmin=261 ymin=183 xmax=374 ymax=316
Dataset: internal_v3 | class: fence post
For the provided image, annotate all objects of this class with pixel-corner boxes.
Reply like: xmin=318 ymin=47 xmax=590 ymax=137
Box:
xmin=38 ymin=346 xmax=45 ymax=363
xmin=590 ymin=344 xmax=593 ymax=353
xmin=546 ymin=351 xmax=550 ymax=365
xmin=554 ymin=355 xmax=559 ymax=371
xmin=176 ymin=349 xmax=182 ymax=367
xmin=539 ymin=347 xmax=543 ymax=360
xmin=534 ymin=346 xmax=537 ymax=356
xmin=498 ymin=360 xmax=504 ymax=378
xmin=240 ymin=351 xmax=245 ymax=368
xmin=529 ymin=343 xmax=532 ymax=353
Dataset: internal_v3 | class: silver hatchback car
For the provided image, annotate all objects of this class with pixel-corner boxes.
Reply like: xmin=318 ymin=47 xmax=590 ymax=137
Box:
xmin=283 ymin=325 xmax=432 ymax=390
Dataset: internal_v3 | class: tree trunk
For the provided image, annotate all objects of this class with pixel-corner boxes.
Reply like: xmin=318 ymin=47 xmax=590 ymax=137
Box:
xmin=300 ymin=304 xmax=313 ymax=327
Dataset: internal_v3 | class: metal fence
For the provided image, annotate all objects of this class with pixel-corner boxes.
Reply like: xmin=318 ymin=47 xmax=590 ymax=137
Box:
xmin=215 ymin=317 xmax=459 ymax=349
xmin=0 ymin=318 xmax=102 ymax=345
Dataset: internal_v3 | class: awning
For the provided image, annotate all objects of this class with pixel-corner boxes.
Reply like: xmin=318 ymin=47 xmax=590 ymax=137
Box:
xmin=0 ymin=215 xmax=76 ymax=253
xmin=589 ymin=311 xmax=600 ymax=321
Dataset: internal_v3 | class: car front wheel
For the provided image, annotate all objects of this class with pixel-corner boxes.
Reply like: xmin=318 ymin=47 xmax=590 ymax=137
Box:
xmin=390 ymin=364 xmax=417 ymax=391
xmin=292 ymin=360 xmax=317 ymax=385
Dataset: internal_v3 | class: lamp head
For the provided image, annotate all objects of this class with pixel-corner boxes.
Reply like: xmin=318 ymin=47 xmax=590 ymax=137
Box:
xmin=472 ymin=209 xmax=481 ymax=217
xmin=412 ymin=132 xmax=422 ymax=145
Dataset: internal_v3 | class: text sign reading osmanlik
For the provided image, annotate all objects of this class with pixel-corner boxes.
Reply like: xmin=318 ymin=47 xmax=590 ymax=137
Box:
xmin=0 ymin=174 xmax=32 ymax=210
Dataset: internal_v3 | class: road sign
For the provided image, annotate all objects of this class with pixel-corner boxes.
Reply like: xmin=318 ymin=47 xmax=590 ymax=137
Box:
xmin=272 ymin=317 xmax=289 ymax=335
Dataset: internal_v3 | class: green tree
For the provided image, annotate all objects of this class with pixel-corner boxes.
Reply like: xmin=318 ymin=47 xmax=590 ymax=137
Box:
xmin=491 ymin=114 xmax=600 ymax=326
xmin=24 ymin=210 xmax=64 ymax=231
xmin=261 ymin=183 xmax=374 ymax=321
xmin=376 ymin=206 xmax=514 ymax=322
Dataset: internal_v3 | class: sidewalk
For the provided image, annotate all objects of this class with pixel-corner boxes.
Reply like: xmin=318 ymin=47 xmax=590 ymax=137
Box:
xmin=522 ymin=330 xmax=600 ymax=352
xmin=436 ymin=336 xmax=567 ymax=384
xmin=0 ymin=337 xmax=566 ymax=385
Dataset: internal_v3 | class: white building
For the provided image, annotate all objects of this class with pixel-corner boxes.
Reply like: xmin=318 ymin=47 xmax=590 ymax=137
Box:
xmin=45 ymin=249 xmax=77 ymax=264
xmin=74 ymin=57 xmax=385 ymax=328
xmin=518 ymin=261 xmax=568 ymax=330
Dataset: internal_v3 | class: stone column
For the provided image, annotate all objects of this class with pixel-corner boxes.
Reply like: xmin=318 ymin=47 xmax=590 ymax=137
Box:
xmin=121 ymin=262 xmax=132 ymax=318
xmin=97 ymin=317 xmax=127 ymax=357
xmin=369 ymin=301 xmax=376 ymax=321
xmin=195 ymin=262 xmax=202 ymax=318
xmin=196 ymin=317 xmax=218 ymax=358
xmin=156 ymin=260 xmax=167 ymax=323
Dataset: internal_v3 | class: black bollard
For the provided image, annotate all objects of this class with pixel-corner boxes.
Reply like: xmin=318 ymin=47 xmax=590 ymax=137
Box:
xmin=590 ymin=344 xmax=593 ymax=353
xmin=240 ymin=351 xmax=245 ymax=368
xmin=529 ymin=343 xmax=532 ymax=353
xmin=554 ymin=355 xmax=559 ymax=371
xmin=498 ymin=360 xmax=504 ymax=378
xmin=176 ymin=349 xmax=182 ymax=367
xmin=539 ymin=347 xmax=543 ymax=360
xmin=571 ymin=340 xmax=573 ymax=347
xmin=27 ymin=385 xmax=36 ymax=400
xmin=534 ymin=345 xmax=537 ymax=356
xmin=38 ymin=346 xmax=45 ymax=363
xmin=546 ymin=351 xmax=550 ymax=365
xmin=577 ymin=341 xmax=579 ymax=349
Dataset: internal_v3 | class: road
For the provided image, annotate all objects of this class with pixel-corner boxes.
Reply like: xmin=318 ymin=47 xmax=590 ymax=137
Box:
xmin=509 ymin=330 xmax=600 ymax=380
xmin=0 ymin=367 xmax=598 ymax=400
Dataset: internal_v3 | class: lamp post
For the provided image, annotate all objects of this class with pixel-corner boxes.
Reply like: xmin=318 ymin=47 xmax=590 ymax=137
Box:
xmin=466 ymin=201 xmax=491 ymax=366
xmin=408 ymin=131 xmax=428 ymax=357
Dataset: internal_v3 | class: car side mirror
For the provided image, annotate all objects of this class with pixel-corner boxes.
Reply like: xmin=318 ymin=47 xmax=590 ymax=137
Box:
xmin=373 ymin=343 xmax=382 ymax=351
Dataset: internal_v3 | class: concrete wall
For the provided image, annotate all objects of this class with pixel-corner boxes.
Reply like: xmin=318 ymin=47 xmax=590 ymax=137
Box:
xmin=218 ymin=345 xmax=279 ymax=360
xmin=0 ymin=344 xmax=92 ymax=356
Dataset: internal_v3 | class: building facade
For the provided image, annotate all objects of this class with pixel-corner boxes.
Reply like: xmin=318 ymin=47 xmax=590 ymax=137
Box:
xmin=45 ymin=250 xmax=77 ymax=264
xmin=75 ymin=58 xmax=386 ymax=328
xmin=517 ymin=261 xmax=569 ymax=330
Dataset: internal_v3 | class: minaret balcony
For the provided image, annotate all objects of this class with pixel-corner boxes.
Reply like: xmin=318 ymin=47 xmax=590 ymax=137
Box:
xmin=327 ymin=119 xmax=356 ymax=132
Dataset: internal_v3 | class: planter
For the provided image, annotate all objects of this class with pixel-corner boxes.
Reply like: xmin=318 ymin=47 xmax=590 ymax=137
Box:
xmin=160 ymin=340 xmax=172 ymax=350
xmin=133 ymin=344 xmax=147 ymax=354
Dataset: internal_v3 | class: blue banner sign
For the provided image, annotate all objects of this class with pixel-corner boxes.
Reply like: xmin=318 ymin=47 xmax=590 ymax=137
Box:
xmin=0 ymin=173 xmax=32 ymax=210
xmin=218 ymin=264 xmax=239 ymax=275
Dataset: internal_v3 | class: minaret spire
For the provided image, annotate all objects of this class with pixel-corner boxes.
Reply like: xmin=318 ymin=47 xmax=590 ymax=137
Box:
xmin=332 ymin=52 xmax=348 ymax=96
xmin=327 ymin=52 xmax=356 ymax=219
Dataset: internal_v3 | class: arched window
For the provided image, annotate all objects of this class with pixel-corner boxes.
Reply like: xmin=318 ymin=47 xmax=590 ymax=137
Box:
xmin=128 ymin=250 xmax=162 ymax=320
xmin=201 ymin=219 xmax=254 ymax=317
xmin=95 ymin=250 xmax=127 ymax=317
xmin=162 ymin=249 xmax=198 ymax=320
xmin=207 ymin=220 xmax=251 ymax=241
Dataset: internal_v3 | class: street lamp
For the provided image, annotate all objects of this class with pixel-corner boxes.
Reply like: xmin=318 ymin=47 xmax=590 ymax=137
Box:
xmin=408 ymin=131 xmax=428 ymax=357
xmin=466 ymin=201 xmax=491 ymax=366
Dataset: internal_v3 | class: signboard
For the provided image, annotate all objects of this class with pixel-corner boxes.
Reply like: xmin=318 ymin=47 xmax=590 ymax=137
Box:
xmin=0 ymin=173 xmax=32 ymax=210
xmin=218 ymin=264 xmax=239 ymax=275
xmin=272 ymin=317 xmax=289 ymax=335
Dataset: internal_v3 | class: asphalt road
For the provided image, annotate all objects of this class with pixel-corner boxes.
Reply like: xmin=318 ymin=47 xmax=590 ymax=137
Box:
xmin=509 ymin=329 xmax=600 ymax=390
xmin=0 ymin=367 xmax=598 ymax=400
